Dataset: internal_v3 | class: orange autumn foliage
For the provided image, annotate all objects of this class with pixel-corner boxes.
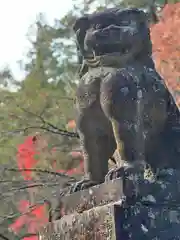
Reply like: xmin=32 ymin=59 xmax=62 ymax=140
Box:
xmin=150 ymin=3 xmax=180 ymax=106
xmin=66 ymin=120 xmax=76 ymax=129
xmin=10 ymin=134 xmax=84 ymax=240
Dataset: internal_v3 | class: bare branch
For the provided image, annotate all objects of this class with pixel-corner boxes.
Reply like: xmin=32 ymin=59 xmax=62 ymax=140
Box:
xmin=0 ymin=233 xmax=10 ymax=240
xmin=3 ymin=167 xmax=76 ymax=181
xmin=23 ymin=125 xmax=78 ymax=137
xmin=39 ymin=100 xmax=51 ymax=117
xmin=19 ymin=233 xmax=37 ymax=240
xmin=16 ymin=105 xmax=79 ymax=138
xmin=57 ymin=96 xmax=74 ymax=101
xmin=0 ymin=201 xmax=47 ymax=225
xmin=0 ymin=179 xmax=66 ymax=184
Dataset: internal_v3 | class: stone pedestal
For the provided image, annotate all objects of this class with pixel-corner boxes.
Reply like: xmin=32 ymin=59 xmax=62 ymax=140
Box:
xmin=39 ymin=169 xmax=180 ymax=240
xmin=39 ymin=202 xmax=123 ymax=240
xmin=51 ymin=178 xmax=124 ymax=220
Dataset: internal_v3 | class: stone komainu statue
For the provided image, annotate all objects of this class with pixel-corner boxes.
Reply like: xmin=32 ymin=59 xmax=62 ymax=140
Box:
xmin=71 ymin=8 xmax=180 ymax=192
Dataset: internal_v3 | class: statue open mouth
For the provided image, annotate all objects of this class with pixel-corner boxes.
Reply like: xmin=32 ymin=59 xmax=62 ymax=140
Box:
xmin=73 ymin=7 xmax=152 ymax=75
xmin=84 ymin=23 xmax=148 ymax=57
xmin=84 ymin=43 xmax=131 ymax=57
xmin=73 ymin=8 xmax=150 ymax=66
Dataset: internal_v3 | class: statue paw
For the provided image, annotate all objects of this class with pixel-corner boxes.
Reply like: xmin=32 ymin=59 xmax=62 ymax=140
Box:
xmin=68 ymin=179 xmax=97 ymax=194
xmin=105 ymin=165 xmax=139 ymax=182
xmin=105 ymin=165 xmax=143 ymax=203
xmin=105 ymin=166 xmax=124 ymax=181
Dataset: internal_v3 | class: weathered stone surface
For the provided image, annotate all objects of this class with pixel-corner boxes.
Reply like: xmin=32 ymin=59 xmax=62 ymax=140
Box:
xmin=40 ymin=169 xmax=180 ymax=239
xmin=134 ymin=169 xmax=180 ymax=204
xmin=40 ymin=202 xmax=180 ymax=240
xmin=119 ymin=169 xmax=180 ymax=239
xmin=39 ymin=201 xmax=123 ymax=240
xmin=52 ymin=178 xmax=123 ymax=219
xmin=121 ymin=204 xmax=180 ymax=239
xmin=53 ymin=169 xmax=180 ymax=219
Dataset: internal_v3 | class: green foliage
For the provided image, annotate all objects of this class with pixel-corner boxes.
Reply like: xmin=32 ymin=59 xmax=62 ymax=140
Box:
xmin=0 ymin=11 xmax=80 ymax=169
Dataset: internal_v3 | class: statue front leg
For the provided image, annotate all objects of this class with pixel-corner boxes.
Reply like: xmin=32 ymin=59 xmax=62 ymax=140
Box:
xmin=69 ymin=115 xmax=116 ymax=193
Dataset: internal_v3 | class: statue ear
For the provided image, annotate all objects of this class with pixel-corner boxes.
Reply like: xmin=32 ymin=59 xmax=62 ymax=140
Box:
xmin=73 ymin=16 xmax=89 ymax=33
xmin=73 ymin=16 xmax=91 ymax=60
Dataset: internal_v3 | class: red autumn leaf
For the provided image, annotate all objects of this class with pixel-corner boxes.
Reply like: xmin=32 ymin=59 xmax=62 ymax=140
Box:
xmin=9 ymin=200 xmax=30 ymax=233
xmin=17 ymin=136 xmax=38 ymax=180
xmin=18 ymin=199 xmax=31 ymax=212
xmin=66 ymin=120 xmax=76 ymax=129
xmin=70 ymin=151 xmax=82 ymax=158
xmin=9 ymin=215 xmax=27 ymax=234
xmin=23 ymin=237 xmax=38 ymax=240
xmin=31 ymin=204 xmax=48 ymax=221
xmin=151 ymin=3 xmax=180 ymax=106
xmin=10 ymin=200 xmax=48 ymax=236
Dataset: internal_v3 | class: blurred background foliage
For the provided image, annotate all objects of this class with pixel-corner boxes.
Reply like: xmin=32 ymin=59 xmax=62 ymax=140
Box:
xmin=0 ymin=0 xmax=179 ymax=237
xmin=0 ymin=0 xmax=179 ymax=170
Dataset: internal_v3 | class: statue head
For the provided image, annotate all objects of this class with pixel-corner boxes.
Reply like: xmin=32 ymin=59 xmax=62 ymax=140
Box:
xmin=73 ymin=8 xmax=152 ymax=64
